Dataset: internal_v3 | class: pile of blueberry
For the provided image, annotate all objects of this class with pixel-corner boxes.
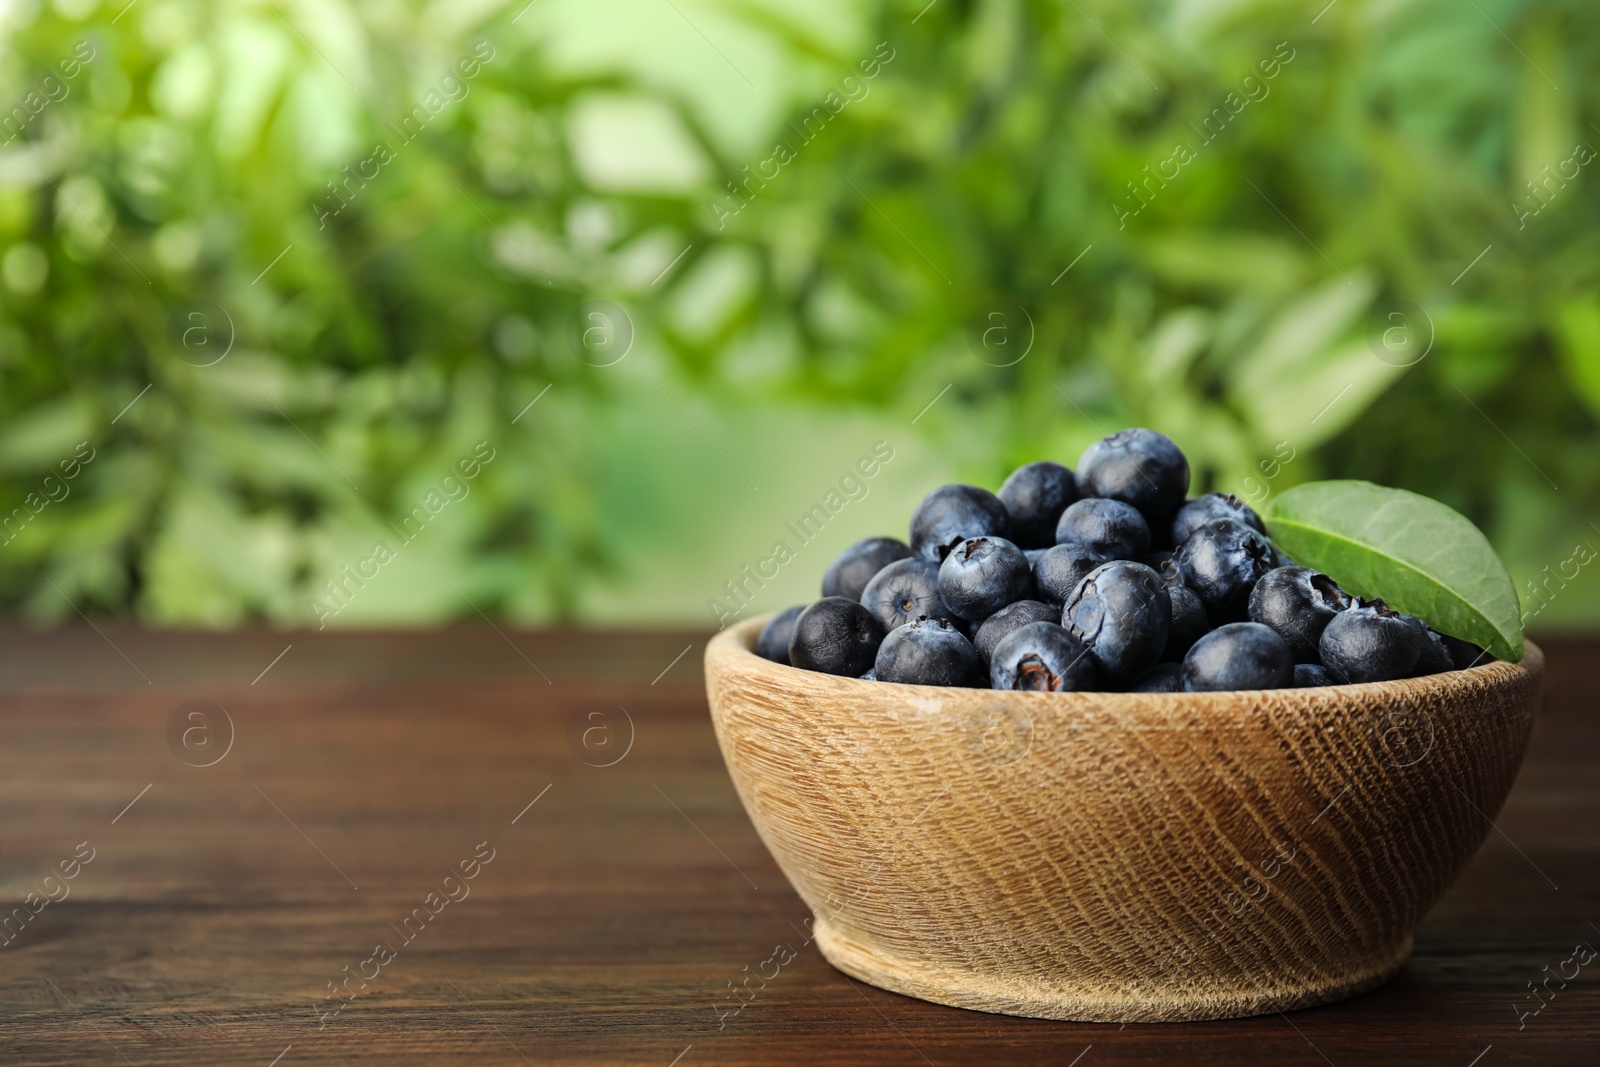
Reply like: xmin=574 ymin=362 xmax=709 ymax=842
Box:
xmin=755 ymin=428 xmax=1488 ymax=693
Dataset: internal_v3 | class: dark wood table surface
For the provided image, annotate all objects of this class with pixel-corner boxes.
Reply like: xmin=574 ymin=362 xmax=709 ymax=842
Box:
xmin=0 ymin=628 xmax=1595 ymax=1066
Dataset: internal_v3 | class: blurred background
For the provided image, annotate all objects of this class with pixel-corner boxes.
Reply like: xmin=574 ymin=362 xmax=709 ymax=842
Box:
xmin=0 ymin=0 xmax=1596 ymax=631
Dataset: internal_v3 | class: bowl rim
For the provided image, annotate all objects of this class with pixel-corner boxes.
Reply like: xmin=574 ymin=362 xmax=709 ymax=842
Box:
xmin=708 ymin=612 xmax=1543 ymax=706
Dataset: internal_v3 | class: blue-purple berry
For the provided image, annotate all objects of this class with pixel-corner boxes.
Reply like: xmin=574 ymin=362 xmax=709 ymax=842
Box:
xmin=1318 ymin=599 xmax=1422 ymax=683
xmin=875 ymin=616 xmax=984 ymax=687
xmin=1054 ymin=498 xmax=1150 ymax=561
xmin=860 ymin=558 xmax=956 ymax=634
xmin=910 ymin=484 xmax=1009 ymax=563
xmin=756 ymin=605 xmax=805 ymax=665
xmin=1247 ymin=566 xmax=1350 ymax=663
xmin=1077 ymin=429 xmax=1190 ymax=524
xmin=789 ymin=597 xmax=886 ymax=677
xmin=1175 ymin=518 xmax=1275 ymax=623
xmin=1062 ymin=561 xmax=1171 ymax=682
xmin=938 ymin=536 xmax=1035 ymax=622
xmin=1172 ymin=493 xmax=1263 ymax=545
xmin=989 ymin=621 xmax=1098 ymax=692
xmin=973 ymin=599 xmax=1059 ymax=664
xmin=822 ymin=537 xmax=913 ymax=602
xmin=1181 ymin=622 xmax=1294 ymax=691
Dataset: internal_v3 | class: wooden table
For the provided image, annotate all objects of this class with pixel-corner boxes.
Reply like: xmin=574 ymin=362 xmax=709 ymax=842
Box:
xmin=0 ymin=629 xmax=1594 ymax=1065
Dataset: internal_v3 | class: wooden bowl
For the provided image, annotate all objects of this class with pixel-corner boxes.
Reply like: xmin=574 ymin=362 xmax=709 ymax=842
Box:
xmin=704 ymin=615 xmax=1543 ymax=1023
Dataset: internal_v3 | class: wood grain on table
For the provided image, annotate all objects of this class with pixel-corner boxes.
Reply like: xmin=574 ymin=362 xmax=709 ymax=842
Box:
xmin=0 ymin=629 xmax=1595 ymax=1066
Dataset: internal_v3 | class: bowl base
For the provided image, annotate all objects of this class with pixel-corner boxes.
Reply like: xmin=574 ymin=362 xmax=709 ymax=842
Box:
xmin=813 ymin=917 xmax=1412 ymax=1023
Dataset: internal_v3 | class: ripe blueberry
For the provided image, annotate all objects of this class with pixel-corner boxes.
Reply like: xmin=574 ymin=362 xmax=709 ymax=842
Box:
xmin=1172 ymin=493 xmax=1264 ymax=546
xmin=1292 ymin=663 xmax=1334 ymax=688
xmin=1076 ymin=429 xmax=1190 ymax=524
xmin=788 ymin=597 xmax=886 ymax=677
xmin=1247 ymin=566 xmax=1350 ymax=663
xmin=1164 ymin=583 xmax=1210 ymax=662
xmin=875 ymin=616 xmax=985 ymax=687
xmin=1398 ymin=614 xmax=1453 ymax=676
xmin=1181 ymin=622 xmax=1294 ymax=691
xmin=973 ymin=599 xmax=1059 ymax=664
xmin=1174 ymin=518 xmax=1274 ymax=623
xmin=997 ymin=461 xmax=1078 ymax=549
xmin=989 ymin=621 xmax=1098 ymax=692
xmin=1440 ymin=633 xmax=1489 ymax=670
xmin=822 ymin=537 xmax=913 ymax=601
xmin=860 ymin=558 xmax=955 ymax=634
xmin=1054 ymin=498 xmax=1151 ymax=560
xmin=938 ymin=536 xmax=1034 ymax=622
xmin=1318 ymin=599 xmax=1422 ymax=683
xmin=1130 ymin=662 xmax=1184 ymax=693
xmin=910 ymin=484 xmax=1009 ymax=562
xmin=1033 ymin=542 xmax=1104 ymax=605
xmin=755 ymin=605 xmax=805 ymax=665
xmin=1062 ymin=561 xmax=1171 ymax=682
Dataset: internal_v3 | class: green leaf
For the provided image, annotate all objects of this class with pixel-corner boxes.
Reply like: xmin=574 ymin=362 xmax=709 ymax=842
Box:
xmin=1264 ymin=481 xmax=1523 ymax=662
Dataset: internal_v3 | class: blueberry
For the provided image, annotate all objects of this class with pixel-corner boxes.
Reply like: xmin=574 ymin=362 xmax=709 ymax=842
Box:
xmin=910 ymin=484 xmax=1009 ymax=562
xmin=860 ymin=558 xmax=956 ymax=634
xmin=1172 ymin=493 xmax=1264 ymax=546
xmin=1318 ymin=599 xmax=1422 ymax=683
xmin=1292 ymin=663 xmax=1334 ymax=688
xmin=874 ymin=616 xmax=985 ymax=687
xmin=860 ymin=669 xmax=877 ymax=681
xmin=1247 ymin=566 xmax=1350 ymax=663
xmin=1062 ymin=561 xmax=1171 ymax=681
xmin=788 ymin=597 xmax=886 ymax=677
xmin=997 ymin=461 xmax=1077 ymax=549
xmin=989 ymin=621 xmax=1098 ymax=692
xmin=1181 ymin=622 xmax=1294 ymax=691
xmin=1145 ymin=548 xmax=1175 ymax=571
xmin=755 ymin=605 xmax=805 ymax=665
xmin=1163 ymin=584 xmax=1209 ymax=662
xmin=1130 ymin=662 xmax=1183 ymax=693
xmin=822 ymin=537 xmax=913 ymax=602
xmin=1033 ymin=542 xmax=1104 ymax=605
xmin=1440 ymin=633 xmax=1489 ymax=670
xmin=1398 ymin=614 xmax=1453 ymax=676
xmin=973 ymin=599 xmax=1059 ymax=664
xmin=938 ymin=536 xmax=1034 ymax=622
xmin=1174 ymin=519 xmax=1274 ymax=623
xmin=1076 ymin=429 xmax=1190 ymax=524
xmin=1054 ymin=498 xmax=1150 ymax=560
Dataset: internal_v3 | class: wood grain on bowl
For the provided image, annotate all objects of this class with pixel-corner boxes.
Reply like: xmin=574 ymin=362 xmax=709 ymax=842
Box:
xmin=705 ymin=615 xmax=1544 ymax=1023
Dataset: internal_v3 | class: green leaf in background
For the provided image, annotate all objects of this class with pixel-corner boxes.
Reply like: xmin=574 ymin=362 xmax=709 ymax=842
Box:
xmin=1555 ymin=298 xmax=1600 ymax=419
xmin=1264 ymin=481 xmax=1524 ymax=662
xmin=2 ymin=1 xmax=1597 ymax=628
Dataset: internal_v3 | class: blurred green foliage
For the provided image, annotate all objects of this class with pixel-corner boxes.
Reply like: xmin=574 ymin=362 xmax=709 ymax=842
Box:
xmin=0 ymin=0 xmax=1596 ymax=628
